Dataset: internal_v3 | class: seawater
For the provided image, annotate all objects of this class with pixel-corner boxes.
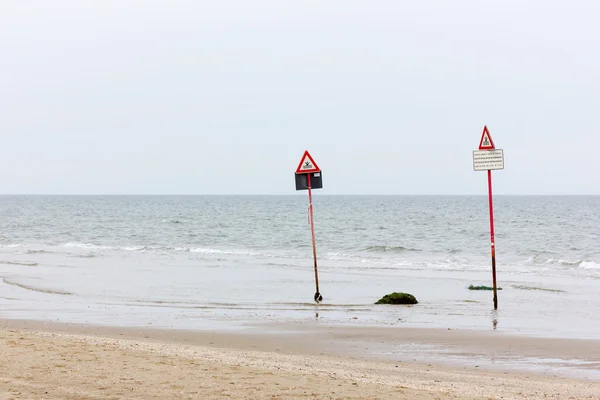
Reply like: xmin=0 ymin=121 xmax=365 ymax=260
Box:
xmin=0 ymin=195 xmax=598 ymax=339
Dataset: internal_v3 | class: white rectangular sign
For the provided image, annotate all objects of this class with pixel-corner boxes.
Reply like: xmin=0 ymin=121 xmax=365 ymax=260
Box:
xmin=473 ymin=149 xmax=504 ymax=171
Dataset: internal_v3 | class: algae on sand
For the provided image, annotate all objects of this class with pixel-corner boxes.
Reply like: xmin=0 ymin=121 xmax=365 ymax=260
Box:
xmin=512 ymin=285 xmax=565 ymax=293
xmin=468 ymin=285 xmax=503 ymax=291
xmin=375 ymin=292 xmax=418 ymax=305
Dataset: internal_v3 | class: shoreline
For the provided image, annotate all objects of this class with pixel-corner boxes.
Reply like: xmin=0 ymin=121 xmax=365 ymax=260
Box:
xmin=3 ymin=318 xmax=600 ymax=381
xmin=2 ymin=321 xmax=600 ymax=399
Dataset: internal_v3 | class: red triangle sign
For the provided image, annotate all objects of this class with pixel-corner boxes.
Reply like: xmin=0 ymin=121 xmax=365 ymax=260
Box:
xmin=295 ymin=151 xmax=321 ymax=174
xmin=478 ymin=126 xmax=495 ymax=150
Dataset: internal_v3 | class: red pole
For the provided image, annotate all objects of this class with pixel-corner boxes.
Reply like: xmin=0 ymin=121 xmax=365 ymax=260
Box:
xmin=306 ymin=174 xmax=320 ymax=301
xmin=487 ymin=169 xmax=498 ymax=310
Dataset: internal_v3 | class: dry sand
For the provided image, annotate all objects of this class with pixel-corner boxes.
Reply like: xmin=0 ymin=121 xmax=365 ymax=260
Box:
xmin=1 ymin=322 xmax=600 ymax=399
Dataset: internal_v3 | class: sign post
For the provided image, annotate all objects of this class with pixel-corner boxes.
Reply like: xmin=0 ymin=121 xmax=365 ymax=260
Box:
xmin=473 ymin=126 xmax=504 ymax=310
xmin=295 ymin=151 xmax=323 ymax=303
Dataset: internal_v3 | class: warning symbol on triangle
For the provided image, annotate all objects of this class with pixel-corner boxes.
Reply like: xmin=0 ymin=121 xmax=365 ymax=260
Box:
xmin=295 ymin=151 xmax=321 ymax=174
xmin=478 ymin=126 xmax=495 ymax=150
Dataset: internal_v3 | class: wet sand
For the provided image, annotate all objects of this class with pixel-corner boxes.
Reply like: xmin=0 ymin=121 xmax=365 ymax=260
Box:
xmin=1 ymin=320 xmax=600 ymax=399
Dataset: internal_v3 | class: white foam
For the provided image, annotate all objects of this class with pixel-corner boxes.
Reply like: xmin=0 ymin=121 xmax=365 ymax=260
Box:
xmin=189 ymin=247 xmax=260 ymax=256
xmin=122 ymin=246 xmax=147 ymax=252
xmin=64 ymin=242 xmax=113 ymax=250
xmin=557 ymin=259 xmax=582 ymax=266
xmin=61 ymin=242 xmax=264 ymax=257
xmin=579 ymin=261 xmax=600 ymax=270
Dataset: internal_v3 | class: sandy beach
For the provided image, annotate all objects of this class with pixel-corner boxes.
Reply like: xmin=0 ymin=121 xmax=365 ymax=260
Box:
xmin=1 ymin=320 xmax=599 ymax=400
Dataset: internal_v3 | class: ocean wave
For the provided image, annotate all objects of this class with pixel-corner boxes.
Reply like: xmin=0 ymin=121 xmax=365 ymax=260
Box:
xmin=325 ymin=252 xmax=365 ymax=262
xmin=189 ymin=247 xmax=261 ymax=256
xmin=579 ymin=261 xmax=600 ymax=270
xmin=521 ymin=256 xmax=600 ymax=269
xmin=2 ymin=278 xmax=72 ymax=295
xmin=26 ymin=249 xmax=56 ymax=255
xmin=122 ymin=246 xmax=148 ymax=251
xmin=43 ymin=242 xmax=600 ymax=276
xmin=161 ymin=219 xmax=182 ymax=224
xmin=556 ymin=259 xmax=583 ymax=266
xmin=64 ymin=242 xmax=155 ymax=252
xmin=0 ymin=261 xmax=39 ymax=267
xmin=64 ymin=242 xmax=113 ymax=250
xmin=365 ymin=245 xmax=420 ymax=253
xmin=71 ymin=253 xmax=98 ymax=259
xmin=62 ymin=242 xmax=262 ymax=257
xmin=320 ymin=255 xmax=486 ymax=273
xmin=551 ymin=259 xmax=599 ymax=269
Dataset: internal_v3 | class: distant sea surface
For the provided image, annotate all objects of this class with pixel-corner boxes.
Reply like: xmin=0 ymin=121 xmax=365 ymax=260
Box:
xmin=1 ymin=195 xmax=599 ymax=339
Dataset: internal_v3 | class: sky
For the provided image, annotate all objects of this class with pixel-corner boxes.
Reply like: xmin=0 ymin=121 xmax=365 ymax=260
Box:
xmin=1 ymin=1 xmax=598 ymax=195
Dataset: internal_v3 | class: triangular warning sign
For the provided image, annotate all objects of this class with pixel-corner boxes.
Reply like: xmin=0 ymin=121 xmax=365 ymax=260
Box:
xmin=295 ymin=151 xmax=321 ymax=174
xmin=478 ymin=126 xmax=495 ymax=150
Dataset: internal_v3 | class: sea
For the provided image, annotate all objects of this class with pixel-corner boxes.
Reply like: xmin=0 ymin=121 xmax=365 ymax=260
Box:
xmin=1 ymin=195 xmax=599 ymax=340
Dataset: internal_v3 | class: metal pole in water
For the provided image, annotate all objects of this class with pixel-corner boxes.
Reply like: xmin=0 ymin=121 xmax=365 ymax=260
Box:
xmin=474 ymin=126 xmax=503 ymax=310
xmin=294 ymin=150 xmax=323 ymax=303
xmin=487 ymin=169 xmax=498 ymax=310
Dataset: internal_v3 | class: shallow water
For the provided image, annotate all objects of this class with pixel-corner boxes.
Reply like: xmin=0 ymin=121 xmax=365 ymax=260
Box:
xmin=0 ymin=195 xmax=599 ymax=339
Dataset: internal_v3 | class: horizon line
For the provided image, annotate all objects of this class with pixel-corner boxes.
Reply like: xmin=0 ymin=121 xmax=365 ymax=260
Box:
xmin=0 ymin=193 xmax=598 ymax=197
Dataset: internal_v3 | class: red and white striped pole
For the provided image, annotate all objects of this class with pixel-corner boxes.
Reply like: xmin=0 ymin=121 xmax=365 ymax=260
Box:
xmin=473 ymin=126 xmax=504 ymax=310
xmin=487 ymin=169 xmax=498 ymax=309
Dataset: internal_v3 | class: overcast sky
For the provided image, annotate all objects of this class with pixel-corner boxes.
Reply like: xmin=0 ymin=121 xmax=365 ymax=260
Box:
xmin=1 ymin=1 xmax=598 ymax=195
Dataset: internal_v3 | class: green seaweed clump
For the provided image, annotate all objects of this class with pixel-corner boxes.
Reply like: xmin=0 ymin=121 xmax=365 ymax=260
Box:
xmin=375 ymin=292 xmax=418 ymax=305
xmin=468 ymin=285 xmax=503 ymax=291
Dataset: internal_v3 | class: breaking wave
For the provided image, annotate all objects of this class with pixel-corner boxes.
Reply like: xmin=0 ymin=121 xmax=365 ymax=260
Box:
xmin=579 ymin=261 xmax=600 ymax=270
xmin=62 ymin=242 xmax=261 ymax=256
xmin=0 ymin=261 xmax=39 ymax=267
xmin=64 ymin=242 xmax=113 ymax=250
xmin=521 ymin=255 xmax=600 ymax=270
xmin=71 ymin=253 xmax=98 ymax=259
xmin=365 ymin=246 xmax=420 ymax=253
xmin=550 ymin=259 xmax=599 ymax=269
xmin=2 ymin=278 xmax=72 ymax=295
xmin=26 ymin=249 xmax=55 ymax=255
